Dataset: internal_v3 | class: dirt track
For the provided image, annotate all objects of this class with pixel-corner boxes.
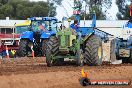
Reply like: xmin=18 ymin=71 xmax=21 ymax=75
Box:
xmin=0 ymin=58 xmax=132 ymax=88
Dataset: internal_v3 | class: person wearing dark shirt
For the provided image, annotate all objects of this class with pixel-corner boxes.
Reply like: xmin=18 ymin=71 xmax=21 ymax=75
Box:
xmin=70 ymin=20 xmax=79 ymax=31
xmin=0 ymin=42 xmax=6 ymax=58
xmin=70 ymin=20 xmax=81 ymax=39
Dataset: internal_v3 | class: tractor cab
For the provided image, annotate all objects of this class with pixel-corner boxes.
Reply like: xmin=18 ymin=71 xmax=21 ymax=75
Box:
xmin=15 ymin=20 xmax=31 ymax=34
xmin=16 ymin=17 xmax=58 ymax=34
xmin=29 ymin=17 xmax=57 ymax=32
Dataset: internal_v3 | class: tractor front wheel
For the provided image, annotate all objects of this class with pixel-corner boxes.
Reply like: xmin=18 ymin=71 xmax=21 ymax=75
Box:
xmin=17 ymin=39 xmax=29 ymax=57
xmin=45 ymin=36 xmax=59 ymax=67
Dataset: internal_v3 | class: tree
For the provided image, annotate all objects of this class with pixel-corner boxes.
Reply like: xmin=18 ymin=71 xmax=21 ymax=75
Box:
xmin=16 ymin=4 xmax=25 ymax=19
xmin=85 ymin=0 xmax=112 ymax=20
xmin=0 ymin=14 xmax=4 ymax=19
xmin=16 ymin=6 xmax=33 ymax=19
xmin=116 ymin=0 xmax=131 ymax=20
xmin=8 ymin=0 xmax=29 ymax=18
xmin=0 ymin=4 xmax=13 ymax=18
xmin=48 ymin=3 xmax=57 ymax=16
xmin=86 ymin=6 xmax=106 ymax=20
xmin=0 ymin=0 xmax=57 ymax=19
xmin=70 ymin=0 xmax=112 ymax=20
xmin=0 ymin=0 xmax=9 ymax=5
xmin=32 ymin=5 xmax=47 ymax=17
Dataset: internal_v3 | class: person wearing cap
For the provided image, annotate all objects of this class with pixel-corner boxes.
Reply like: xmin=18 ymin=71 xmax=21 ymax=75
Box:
xmin=70 ymin=20 xmax=79 ymax=30
xmin=70 ymin=20 xmax=81 ymax=39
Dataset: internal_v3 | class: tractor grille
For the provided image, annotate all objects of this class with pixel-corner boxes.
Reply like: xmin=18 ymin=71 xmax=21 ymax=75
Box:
xmin=65 ymin=35 xmax=70 ymax=46
xmin=58 ymin=35 xmax=70 ymax=47
xmin=58 ymin=35 xmax=61 ymax=45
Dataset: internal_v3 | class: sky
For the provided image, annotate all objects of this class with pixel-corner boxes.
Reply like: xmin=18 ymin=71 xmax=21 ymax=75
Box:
xmin=30 ymin=0 xmax=118 ymax=21
xmin=30 ymin=0 xmax=127 ymax=37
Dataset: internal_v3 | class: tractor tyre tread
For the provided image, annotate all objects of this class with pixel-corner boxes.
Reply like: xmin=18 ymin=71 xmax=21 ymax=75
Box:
xmin=46 ymin=36 xmax=59 ymax=66
xmin=17 ymin=39 xmax=28 ymax=57
xmin=85 ymin=35 xmax=102 ymax=66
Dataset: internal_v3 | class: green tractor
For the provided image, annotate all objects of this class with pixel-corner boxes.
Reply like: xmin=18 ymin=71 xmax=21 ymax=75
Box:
xmin=45 ymin=16 xmax=103 ymax=66
xmin=45 ymin=0 xmax=103 ymax=66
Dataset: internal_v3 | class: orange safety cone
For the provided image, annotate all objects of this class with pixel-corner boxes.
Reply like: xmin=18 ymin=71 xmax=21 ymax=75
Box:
xmin=6 ymin=45 xmax=9 ymax=59
xmin=32 ymin=51 xmax=35 ymax=58
xmin=31 ymin=45 xmax=34 ymax=58
xmin=81 ymin=68 xmax=88 ymax=78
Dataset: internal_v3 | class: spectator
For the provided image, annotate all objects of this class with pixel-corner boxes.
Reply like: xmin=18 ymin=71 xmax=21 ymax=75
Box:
xmin=0 ymin=41 xmax=5 ymax=58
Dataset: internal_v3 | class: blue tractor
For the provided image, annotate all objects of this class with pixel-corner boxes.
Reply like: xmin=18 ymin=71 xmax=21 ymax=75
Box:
xmin=110 ymin=5 xmax=132 ymax=62
xmin=17 ymin=17 xmax=58 ymax=57
xmin=110 ymin=21 xmax=132 ymax=63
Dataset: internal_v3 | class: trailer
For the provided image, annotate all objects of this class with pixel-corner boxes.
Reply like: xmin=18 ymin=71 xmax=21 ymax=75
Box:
xmin=0 ymin=30 xmax=20 ymax=58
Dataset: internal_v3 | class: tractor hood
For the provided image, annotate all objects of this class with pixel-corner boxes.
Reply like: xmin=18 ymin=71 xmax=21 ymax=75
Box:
xmin=40 ymin=30 xmax=56 ymax=39
xmin=20 ymin=31 xmax=33 ymax=41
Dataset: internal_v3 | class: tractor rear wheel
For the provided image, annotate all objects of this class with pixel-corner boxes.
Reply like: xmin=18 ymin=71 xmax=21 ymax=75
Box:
xmin=84 ymin=35 xmax=103 ymax=66
xmin=45 ymin=36 xmax=59 ymax=67
xmin=17 ymin=39 xmax=28 ymax=57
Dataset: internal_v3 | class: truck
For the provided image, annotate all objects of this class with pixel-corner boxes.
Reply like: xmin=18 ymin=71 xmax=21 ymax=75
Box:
xmin=17 ymin=17 xmax=58 ymax=57
xmin=0 ymin=27 xmax=20 ymax=58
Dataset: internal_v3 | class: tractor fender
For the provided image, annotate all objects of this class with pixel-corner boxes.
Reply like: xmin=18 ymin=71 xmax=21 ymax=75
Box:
xmin=20 ymin=31 xmax=33 ymax=41
xmin=40 ymin=30 xmax=56 ymax=39
xmin=128 ymin=36 xmax=132 ymax=46
xmin=78 ymin=27 xmax=94 ymax=36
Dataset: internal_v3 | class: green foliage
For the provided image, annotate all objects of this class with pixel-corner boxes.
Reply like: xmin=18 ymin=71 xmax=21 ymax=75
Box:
xmin=48 ymin=3 xmax=57 ymax=16
xmin=0 ymin=14 xmax=4 ymax=19
xmin=0 ymin=0 xmax=56 ymax=19
xmin=85 ymin=6 xmax=106 ymax=20
xmin=87 ymin=0 xmax=111 ymax=20
xmin=71 ymin=0 xmax=112 ymax=20
xmin=0 ymin=0 xmax=9 ymax=5
xmin=0 ymin=4 xmax=13 ymax=17
xmin=116 ymin=0 xmax=131 ymax=20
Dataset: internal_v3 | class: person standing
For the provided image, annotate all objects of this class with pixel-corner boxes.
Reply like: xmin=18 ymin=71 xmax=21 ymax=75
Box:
xmin=0 ymin=41 xmax=5 ymax=58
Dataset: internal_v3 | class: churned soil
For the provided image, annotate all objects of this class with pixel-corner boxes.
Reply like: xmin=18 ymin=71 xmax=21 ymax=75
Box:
xmin=0 ymin=57 xmax=131 ymax=88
